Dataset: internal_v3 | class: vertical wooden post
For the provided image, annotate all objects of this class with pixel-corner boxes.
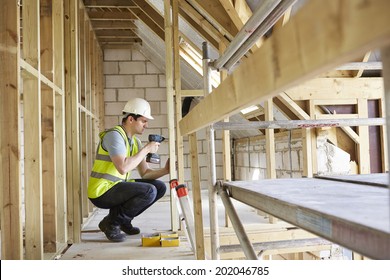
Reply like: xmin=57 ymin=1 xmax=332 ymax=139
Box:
xmin=23 ymin=0 xmax=44 ymax=259
xmin=357 ymin=98 xmax=370 ymax=174
xmin=40 ymin=0 xmax=58 ymax=253
xmin=164 ymin=0 xmax=179 ymax=231
xmin=53 ymin=0 xmax=67 ymax=246
xmin=79 ymin=7 xmax=89 ymax=219
xmin=309 ymin=100 xmax=317 ymax=175
xmin=189 ymin=133 xmax=206 ymax=259
xmin=173 ymin=0 xmax=184 ymax=184
xmin=379 ymin=97 xmax=388 ymax=172
xmin=0 ymin=0 xmax=23 ymax=260
xmin=302 ymin=101 xmax=314 ymax=178
xmin=265 ymin=99 xmax=276 ymax=179
xmin=64 ymin=0 xmax=81 ymax=243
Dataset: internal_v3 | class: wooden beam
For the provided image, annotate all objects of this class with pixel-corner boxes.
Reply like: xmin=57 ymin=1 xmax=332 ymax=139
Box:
xmin=189 ymin=132 xmax=206 ymax=260
xmin=0 ymin=0 xmax=23 ymax=260
xmin=40 ymin=0 xmax=58 ymax=253
xmin=178 ymin=1 xmax=219 ymax=49
xmin=164 ymin=0 xmax=179 ymax=231
xmin=179 ymin=0 xmax=390 ymax=135
xmin=87 ymin=11 xmax=137 ymax=20
xmin=129 ymin=7 xmax=165 ymax=40
xmin=286 ymin=78 xmax=384 ymax=100
xmin=91 ymin=20 xmax=137 ymax=30
xmin=186 ymin=0 xmax=238 ymax=39
xmin=98 ymin=37 xmax=142 ymax=43
xmin=357 ymin=98 xmax=370 ymax=174
xmin=53 ymin=0 xmax=67 ymax=247
xmin=64 ymin=0 xmax=81 ymax=244
xmin=83 ymin=0 xmax=136 ymax=8
xmin=277 ymin=92 xmax=310 ymax=120
xmin=132 ymin=0 xmax=164 ymax=31
xmin=217 ymin=0 xmax=251 ymax=31
xmin=173 ymin=0 xmax=185 ymax=185
xmin=265 ymin=99 xmax=276 ymax=179
xmin=23 ymin=0 xmax=43 ymax=259
xmin=181 ymin=89 xmax=203 ymax=97
xmin=95 ymin=29 xmax=137 ymax=37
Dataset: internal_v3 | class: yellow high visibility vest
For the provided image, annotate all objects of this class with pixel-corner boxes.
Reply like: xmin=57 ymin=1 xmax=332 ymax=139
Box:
xmin=88 ymin=125 xmax=138 ymax=199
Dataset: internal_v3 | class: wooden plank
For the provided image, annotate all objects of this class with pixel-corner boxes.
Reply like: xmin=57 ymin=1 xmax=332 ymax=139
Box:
xmin=179 ymin=0 xmax=390 ymax=135
xmin=309 ymin=100 xmax=317 ymax=175
xmin=265 ymin=99 xmax=276 ymax=179
xmin=164 ymin=0 xmax=179 ymax=231
xmin=286 ymin=78 xmax=384 ymax=100
xmin=277 ymin=92 xmax=310 ymax=120
xmin=19 ymin=60 xmax=63 ymax=94
xmin=379 ymin=96 xmax=388 ymax=172
xmin=87 ymin=11 xmax=137 ymax=20
xmin=186 ymin=0 xmax=238 ymax=40
xmin=178 ymin=2 xmax=219 ymax=49
xmin=225 ymin=176 xmax=390 ymax=259
xmin=84 ymin=0 xmax=136 ymax=8
xmin=64 ymin=0 xmax=81 ymax=243
xmin=23 ymin=0 xmax=43 ymax=259
xmin=173 ymin=0 xmax=185 ymax=186
xmin=218 ymin=0 xmax=249 ymax=30
xmin=0 ymin=0 xmax=23 ymax=260
xmin=133 ymin=0 xmax=164 ymax=31
xmin=40 ymin=0 xmax=58 ymax=253
xmin=91 ymin=20 xmax=137 ymax=30
xmin=357 ymin=98 xmax=370 ymax=174
xmin=189 ymin=133 xmax=206 ymax=260
xmin=95 ymin=29 xmax=137 ymax=38
xmin=181 ymin=89 xmax=203 ymax=97
xmin=130 ymin=7 xmax=164 ymax=40
xmin=53 ymin=0 xmax=67 ymax=246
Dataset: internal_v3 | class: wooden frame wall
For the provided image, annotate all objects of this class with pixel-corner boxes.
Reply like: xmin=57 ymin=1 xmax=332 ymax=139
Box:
xmin=0 ymin=0 xmax=104 ymax=259
xmin=1 ymin=0 xmax=23 ymax=260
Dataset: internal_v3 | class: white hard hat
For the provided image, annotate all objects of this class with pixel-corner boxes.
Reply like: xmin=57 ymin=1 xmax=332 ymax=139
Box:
xmin=122 ymin=98 xmax=154 ymax=120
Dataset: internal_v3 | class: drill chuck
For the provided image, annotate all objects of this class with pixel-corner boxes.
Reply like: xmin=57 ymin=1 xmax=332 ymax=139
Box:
xmin=148 ymin=134 xmax=165 ymax=143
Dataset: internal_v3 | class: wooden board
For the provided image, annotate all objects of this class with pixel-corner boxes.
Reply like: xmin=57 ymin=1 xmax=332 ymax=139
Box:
xmin=224 ymin=175 xmax=390 ymax=259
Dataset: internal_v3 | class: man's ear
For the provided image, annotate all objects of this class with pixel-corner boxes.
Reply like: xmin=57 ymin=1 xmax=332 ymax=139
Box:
xmin=127 ymin=115 xmax=134 ymax=123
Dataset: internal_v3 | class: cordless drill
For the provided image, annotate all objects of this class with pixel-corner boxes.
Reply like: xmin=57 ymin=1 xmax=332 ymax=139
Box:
xmin=146 ymin=134 xmax=165 ymax=164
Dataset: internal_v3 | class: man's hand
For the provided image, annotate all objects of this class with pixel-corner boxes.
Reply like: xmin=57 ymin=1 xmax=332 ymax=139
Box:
xmin=146 ymin=141 xmax=160 ymax=153
xmin=164 ymin=158 xmax=170 ymax=173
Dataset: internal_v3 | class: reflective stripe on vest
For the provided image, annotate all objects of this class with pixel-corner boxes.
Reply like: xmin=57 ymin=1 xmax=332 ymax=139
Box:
xmin=87 ymin=125 xmax=139 ymax=198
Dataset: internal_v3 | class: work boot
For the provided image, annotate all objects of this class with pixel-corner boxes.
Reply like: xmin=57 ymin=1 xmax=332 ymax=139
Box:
xmin=98 ymin=216 xmax=126 ymax=242
xmin=103 ymin=224 xmax=127 ymax=242
xmin=98 ymin=216 xmax=109 ymax=232
xmin=120 ymin=223 xmax=140 ymax=235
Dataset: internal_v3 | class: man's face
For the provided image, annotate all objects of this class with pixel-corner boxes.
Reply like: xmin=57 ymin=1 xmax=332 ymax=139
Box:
xmin=131 ymin=116 xmax=149 ymax=135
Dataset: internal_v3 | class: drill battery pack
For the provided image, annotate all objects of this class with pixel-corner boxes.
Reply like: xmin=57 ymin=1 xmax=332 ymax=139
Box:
xmin=146 ymin=153 xmax=161 ymax=164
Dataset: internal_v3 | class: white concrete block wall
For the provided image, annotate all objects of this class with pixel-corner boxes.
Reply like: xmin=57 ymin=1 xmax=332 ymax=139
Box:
xmin=103 ymin=48 xmax=223 ymax=190
xmin=234 ymin=136 xmax=303 ymax=180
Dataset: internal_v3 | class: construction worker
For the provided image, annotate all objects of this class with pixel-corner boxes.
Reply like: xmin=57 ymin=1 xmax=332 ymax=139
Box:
xmin=88 ymin=97 xmax=169 ymax=242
